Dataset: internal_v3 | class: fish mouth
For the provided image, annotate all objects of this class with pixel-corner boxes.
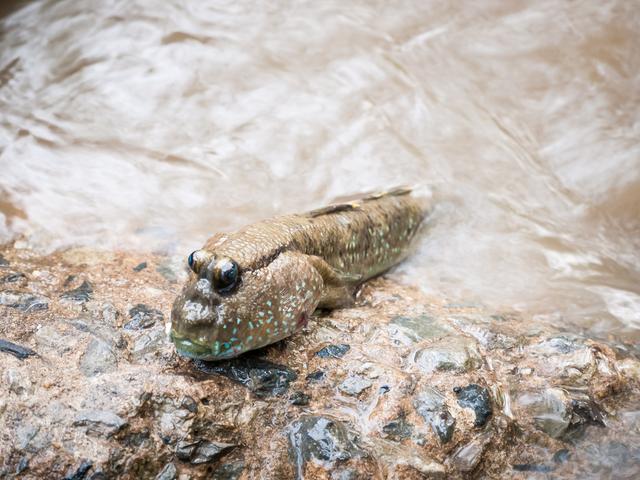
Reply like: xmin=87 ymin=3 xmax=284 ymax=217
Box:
xmin=170 ymin=330 xmax=238 ymax=361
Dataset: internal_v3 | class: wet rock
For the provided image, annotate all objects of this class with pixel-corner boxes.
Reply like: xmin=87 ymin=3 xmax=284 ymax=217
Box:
xmin=454 ymin=384 xmax=493 ymax=427
xmin=125 ymin=303 xmax=163 ymax=330
xmin=414 ymin=388 xmax=456 ymax=443
xmin=389 ymin=314 xmax=452 ymax=344
xmin=175 ymin=439 xmax=235 ymax=464
xmin=194 ymin=357 xmax=297 ymax=397
xmin=155 ymin=463 xmax=178 ymax=480
xmin=133 ymin=262 xmax=148 ymax=272
xmin=79 ymin=339 xmax=117 ymax=376
xmin=382 ymin=414 xmax=413 ymax=441
xmin=289 ymin=391 xmax=311 ymax=406
xmin=288 ymin=416 xmax=363 ymax=475
xmin=0 ymin=290 xmax=49 ymax=312
xmin=516 ymin=388 xmax=570 ymax=438
xmin=63 ymin=460 xmax=93 ymax=480
xmin=73 ymin=410 xmax=127 ymax=437
xmin=60 ymin=280 xmax=93 ymax=303
xmin=0 ymin=338 xmax=37 ymax=359
xmin=449 ymin=432 xmax=491 ymax=472
xmin=306 ymin=370 xmax=326 ymax=383
xmin=316 ymin=343 xmax=350 ymax=358
xmin=155 ymin=463 xmax=177 ymax=480
xmin=339 ymin=375 xmax=372 ymax=396
xmin=413 ymin=336 xmax=481 ymax=373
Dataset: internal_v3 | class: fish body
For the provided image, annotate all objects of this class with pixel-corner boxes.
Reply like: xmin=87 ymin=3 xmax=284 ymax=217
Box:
xmin=170 ymin=187 xmax=430 ymax=360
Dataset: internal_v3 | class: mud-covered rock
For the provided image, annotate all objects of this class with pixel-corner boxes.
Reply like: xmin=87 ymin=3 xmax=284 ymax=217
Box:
xmin=0 ymin=246 xmax=638 ymax=479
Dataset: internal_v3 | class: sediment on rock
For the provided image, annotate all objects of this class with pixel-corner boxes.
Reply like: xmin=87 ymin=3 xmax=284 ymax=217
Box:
xmin=0 ymin=243 xmax=638 ymax=479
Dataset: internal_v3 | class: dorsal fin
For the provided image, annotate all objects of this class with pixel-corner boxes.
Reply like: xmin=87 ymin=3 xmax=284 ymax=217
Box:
xmin=362 ymin=185 xmax=413 ymax=201
xmin=307 ymin=202 xmax=360 ymax=218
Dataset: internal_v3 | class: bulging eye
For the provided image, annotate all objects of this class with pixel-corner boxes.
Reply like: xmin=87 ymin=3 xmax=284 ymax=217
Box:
xmin=212 ymin=258 xmax=239 ymax=293
xmin=187 ymin=251 xmax=197 ymax=271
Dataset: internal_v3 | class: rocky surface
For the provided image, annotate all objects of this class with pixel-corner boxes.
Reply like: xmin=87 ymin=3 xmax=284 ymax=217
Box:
xmin=0 ymin=241 xmax=639 ymax=479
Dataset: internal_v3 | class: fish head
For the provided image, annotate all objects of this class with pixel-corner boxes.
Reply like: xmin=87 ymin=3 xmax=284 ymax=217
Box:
xmin=170 ymin=249 xmax=323 ymax=360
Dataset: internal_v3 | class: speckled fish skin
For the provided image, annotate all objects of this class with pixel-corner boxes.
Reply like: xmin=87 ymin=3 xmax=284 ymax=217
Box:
xmin=170 ymin=187 xmax=430 ymax=360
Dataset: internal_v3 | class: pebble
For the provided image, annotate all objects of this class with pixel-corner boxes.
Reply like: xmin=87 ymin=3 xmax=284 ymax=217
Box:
xmin=0 ymin=254 xmax=8 ymax=266
xmin=0 ymin=339 xmax=37 ymax=360
xmin=306 ymin=370 xmax=326 ymax=383
xmin=125 ymin=304 xmax=163 ymax=330
xmin=0 ymin=290 xmax=49 ymax=312
xmin=338 ymin=375 xmax=372 ymax=396
xmin=60 ymin=280 xmax=93 ymax=303
xmin=175 ymin=440 xmax=235 ymax=464
xmin=289 ymin=391 xmax=311 ymax=406
xmin=382 ymin=415 xmax=413 ymax=440
xmin=133 ymin=262 xmax=148 ymax=272
xmin=449 ymin=432 xmax=492 ymax=472
xmin=194 ymin=357 xmax=297 ymax=397
xmin=389 ymin=314 xmax=452 ymax=344
xmin=316 ymin=344 xmax=350 ymax=358
xmin=413 ymin=337 xmax=481 ymax=373
xmin=79 ymin=339 xmax=117 ymax=377
xmin=454 ymin=384 xmax=493 ymax=427
xmin=73 ymin=410 xmax=127 ymax=437
xmin=288 ymin=416 xmax=362 ymax=472
xmin=414 ymin=388 xmax=456 ymax=443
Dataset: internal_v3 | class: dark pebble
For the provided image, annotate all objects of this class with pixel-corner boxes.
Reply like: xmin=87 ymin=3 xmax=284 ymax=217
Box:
xmin=553 ymin=449 xmax=571 ymax=464
xmin=382 ymin=414 xmax=413 ymax=441
xmin=512 ymin=464 xmax=554 ymax=473
xmin=133 ymin=262 xmax=147 ymax=272
xmin=315 ymin=344 xmax=350 ymax=358
xmin=306 ymin=370 xmax=326 ymax=382
xmin=0 ymin=338 xmax=37 ymax=359
xmin=570 ymin=399 xmax=606 ymax=427
xmin=289 ymin=391 xmax=311 ymax=406
xmin=194 ymin=357 xmax=297 ymax=397
xmin=379 ymin=385 xmax=391 ymax=394
xmin=124 ymin=304 xmax=164 ymax=330
xmin=1 ymin=272 xmax=26 ymax=283
xmin=63 ymin=275 xmax=76 ymax=287
xmin=288 ymin=416 xmax=362 ymax=467
xmin=60 ymin=280 xmax=93 ymax=303
xmin=414 ymin=390 xmax=456 ymax=444
xmin=63 ymin=460 xmax=93 ymax=480
xmin=454 ymin=384 xmax=493 ymax=427
xmin=0 ymin=254 xmax=8 ymax=266
xmin=180 ymin=396 xmax=198 ymax=413
xmin=16 ymin=457 xmax=28 ymax=474
xmin=0 ymin=291 xmax=49 ymax=312
xmin=175 ymin=440 xmax=235 ymax=464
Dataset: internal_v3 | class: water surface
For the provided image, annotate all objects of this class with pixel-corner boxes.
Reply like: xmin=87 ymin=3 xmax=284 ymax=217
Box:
xmin=1 ymin=0 xmax=639 ymax=341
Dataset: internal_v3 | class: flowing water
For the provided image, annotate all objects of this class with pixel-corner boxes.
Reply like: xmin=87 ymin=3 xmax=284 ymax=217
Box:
xmin=1 ymin=1 xmax=639 ymax=339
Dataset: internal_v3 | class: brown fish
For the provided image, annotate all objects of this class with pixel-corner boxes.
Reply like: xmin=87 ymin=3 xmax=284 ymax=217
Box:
xmin=170 ymin=187 xmax=430 ymax=360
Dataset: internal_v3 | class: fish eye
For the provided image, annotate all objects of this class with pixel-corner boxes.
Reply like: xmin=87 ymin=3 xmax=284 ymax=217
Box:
xmin=187 ymin=251 xmax=196 ymax=271
xmin=212 ymin=258 xmax=239 ymax=293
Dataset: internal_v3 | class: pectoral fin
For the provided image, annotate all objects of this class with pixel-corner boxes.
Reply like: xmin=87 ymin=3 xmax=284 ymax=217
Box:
xmin=307 ymin=256 xmax=361 ymax=309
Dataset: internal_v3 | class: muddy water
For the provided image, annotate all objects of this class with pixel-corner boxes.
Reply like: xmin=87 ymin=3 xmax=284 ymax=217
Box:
xmin=1 ymin=1 xmax=639 ymax=341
